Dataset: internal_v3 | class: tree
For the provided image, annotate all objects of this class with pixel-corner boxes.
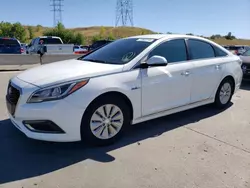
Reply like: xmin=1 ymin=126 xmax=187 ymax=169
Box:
xmin=56 ymin=22 xmax=65 ymax=31
xmin=225 ymin=32 xmax=236 ymax=40
xmin=210 ymin=34 xmax=222 ymax=39
xmin=11 ymin=23 xmax=26 ymax=42
xmin=36 ymin=24 xmax=42 ymax=32
xmin=100 ymin=26 xmax=106 ymax=37
xmin=91 ymin=35 xmax=103 ymax=43
xmin=43 ymin=23 xmax=85 ymax=45
xmin=28 ymin=26 xmax=34 ymax=39
xmin=0 ymin=22 xmax=12 ymax=37
xmin=107 ymin=32 xmax=115 ymax=40
xmin=0 ymin=22 xmax=26 ymax=42
xmin=75 ymin=33 xmax=84 ymax=45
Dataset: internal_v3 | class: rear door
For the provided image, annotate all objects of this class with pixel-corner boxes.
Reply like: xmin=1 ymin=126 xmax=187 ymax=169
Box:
xmin=187 ymin=39 xmax=226 ymax=103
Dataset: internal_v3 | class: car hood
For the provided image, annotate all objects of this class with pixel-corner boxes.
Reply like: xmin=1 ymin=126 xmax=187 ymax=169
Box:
xmin=240 ymin=56 xmax=250 ymax=64
xmin=16 ymin=59 xmax=124 ymax=87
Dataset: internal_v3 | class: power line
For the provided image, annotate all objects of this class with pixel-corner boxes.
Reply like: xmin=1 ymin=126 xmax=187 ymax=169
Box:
xmin=115 ymin=0 xmax=134 ymax=27
xmin=50 ymin=0 xmax=64 ymax=26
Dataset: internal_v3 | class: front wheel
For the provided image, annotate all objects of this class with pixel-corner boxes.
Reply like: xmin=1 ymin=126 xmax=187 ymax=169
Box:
xmin=81 ymin=96 xmax=130 ymax=146
xmin=214 ymin=78 xmax=234 ymax=109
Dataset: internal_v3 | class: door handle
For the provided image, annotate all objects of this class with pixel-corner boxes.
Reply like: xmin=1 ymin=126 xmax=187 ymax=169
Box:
xmin=181 ymin=71 xmax=190 ymax=76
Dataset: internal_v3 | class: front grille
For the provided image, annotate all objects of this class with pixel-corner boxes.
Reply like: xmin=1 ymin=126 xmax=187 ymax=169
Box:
xmin=6 ymin=82 xmax=20 ymax=116
xmin=7 ymin=83 xmax=20 ymax=105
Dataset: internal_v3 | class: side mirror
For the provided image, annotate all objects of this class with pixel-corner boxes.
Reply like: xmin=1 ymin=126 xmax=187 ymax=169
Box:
xmin=146 ymin=55 xmax=168 ymax=67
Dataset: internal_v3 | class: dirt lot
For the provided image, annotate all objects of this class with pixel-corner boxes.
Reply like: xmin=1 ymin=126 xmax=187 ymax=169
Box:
xmin=0 ymin=72 xmax=250 ymax=188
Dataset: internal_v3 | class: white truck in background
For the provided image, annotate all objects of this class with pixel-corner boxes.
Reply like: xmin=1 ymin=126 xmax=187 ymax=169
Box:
xmin=26 ymin=36 xmax=74 ymax=55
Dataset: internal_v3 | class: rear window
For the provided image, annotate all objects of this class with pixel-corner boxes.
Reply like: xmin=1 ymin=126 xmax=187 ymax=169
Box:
xmin=0 ymin=39 xmax=19 ymax=46
xmin=39 ymin=38 xmax=62 ymax=44
xmin=228 ymin=46 xmax=242 ymax=50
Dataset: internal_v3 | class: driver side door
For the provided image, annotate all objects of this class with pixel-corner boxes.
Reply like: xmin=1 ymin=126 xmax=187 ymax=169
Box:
xmin=141 ymin=39 xmax=194 ymax=116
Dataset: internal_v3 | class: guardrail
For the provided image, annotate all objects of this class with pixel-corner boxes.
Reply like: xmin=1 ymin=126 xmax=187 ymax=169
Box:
xmin=0 ymin=54 xmax=83 ymax=65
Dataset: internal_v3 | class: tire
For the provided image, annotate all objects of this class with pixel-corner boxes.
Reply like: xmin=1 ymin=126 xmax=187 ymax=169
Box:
xmin=81 ymin=95 xmax=131 ymax=146
xmin=214 ymin=78 xmax=234 ymax=109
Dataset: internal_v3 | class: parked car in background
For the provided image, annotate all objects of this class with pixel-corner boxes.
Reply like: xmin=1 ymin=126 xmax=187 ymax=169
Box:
xmin=26 ymin=36 xmax=74 ymax=54
xmin=6 ymin=34 xmax=242 ymax=146
xmin=88 ymin=40 xmax=113 ymax=52
xmin=223 ymin=45 xmax=250 ymax=55
xmin=0 ymin=37 xmax=22 ymax=54
xmin=73 ymin=45 xmax=88 ymax=54
xmin=239 ymin=49 xmax=250 ymax=79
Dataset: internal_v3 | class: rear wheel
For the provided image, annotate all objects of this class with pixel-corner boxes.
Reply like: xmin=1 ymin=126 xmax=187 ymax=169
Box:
xmin=214 ymin=78 xmax=234 ymax=109
xmin=81 ymin=96 xmax=130 ymax=146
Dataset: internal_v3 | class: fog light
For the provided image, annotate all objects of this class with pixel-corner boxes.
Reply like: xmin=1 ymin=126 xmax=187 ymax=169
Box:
xmin=23 ymin=120 xmax=65 ymax=134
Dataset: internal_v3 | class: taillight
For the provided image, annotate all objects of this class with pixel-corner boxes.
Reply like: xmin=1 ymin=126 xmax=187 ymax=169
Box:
xmin=21 ymin=48 xmax=24 ymax=53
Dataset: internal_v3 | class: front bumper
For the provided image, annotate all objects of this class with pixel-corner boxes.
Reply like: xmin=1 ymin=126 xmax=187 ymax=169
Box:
xmin=6 ymin=77 xmax=85 ymax=142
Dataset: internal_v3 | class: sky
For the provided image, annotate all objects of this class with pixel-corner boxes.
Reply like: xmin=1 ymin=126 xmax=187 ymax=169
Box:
xmin=1 ymin=0 xmax=250 ymax=38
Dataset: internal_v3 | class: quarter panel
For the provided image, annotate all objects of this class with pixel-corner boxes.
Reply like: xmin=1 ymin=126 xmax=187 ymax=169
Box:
xmin=208 ymin=56 xmax=242 ymax=98
xmin=190 ymin=57 xmax=230 ymax=102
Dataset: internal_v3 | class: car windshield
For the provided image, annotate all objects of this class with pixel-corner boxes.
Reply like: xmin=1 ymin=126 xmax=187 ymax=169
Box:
xmin=242 ymin=49 xmax=250 ymax=56
xmin=79 ymin=38 xmax=156 ymax=65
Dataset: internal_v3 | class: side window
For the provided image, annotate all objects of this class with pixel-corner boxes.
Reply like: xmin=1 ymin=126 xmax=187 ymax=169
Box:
xmin=188 ymin=39 xmax=215 ymax=60
xmin=30 ymin=39 xmax=35 ymax=45
xmin=47 ymin=38 xmax=62 ymax=44
xmin=242 ymin=50 xmax=250 ymax=56
xmin=213 ymin=46 xmax=228 ymax=57
xmin=148 ymin=39 xmax=187 ymax=63
xmin=33 ymin=38 xmax=38 ymax=45
xmin=39 ymin=38 xmax=48 ymax=44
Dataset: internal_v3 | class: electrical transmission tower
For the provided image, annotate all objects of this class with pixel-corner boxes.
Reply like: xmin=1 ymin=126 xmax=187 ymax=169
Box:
xmin=115 ymin=0 xmax=134 ymax=27
xmin=50 ymin=0 xmax=63 ymax=26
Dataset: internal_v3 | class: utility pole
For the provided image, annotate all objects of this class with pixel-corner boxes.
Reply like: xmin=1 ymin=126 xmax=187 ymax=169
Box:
xmin=50 ymin=0 xmax=63 ymax=26
xmin=115 ymin=0 xmax=134 ymax=27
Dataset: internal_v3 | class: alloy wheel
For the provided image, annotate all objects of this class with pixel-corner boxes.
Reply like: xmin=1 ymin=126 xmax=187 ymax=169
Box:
xmin=90 ymin=104 xmax=124 ymax=140
xmin=219 ymin=82 xmax=232 ymax=105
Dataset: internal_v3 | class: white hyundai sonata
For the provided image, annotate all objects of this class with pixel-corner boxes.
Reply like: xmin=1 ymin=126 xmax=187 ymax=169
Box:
xmin=6 ymin=34 xmax=243 ymax=145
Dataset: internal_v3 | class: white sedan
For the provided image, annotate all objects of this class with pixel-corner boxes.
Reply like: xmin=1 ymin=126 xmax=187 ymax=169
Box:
xmin=6 ymin=34 xmax=243 ymax=146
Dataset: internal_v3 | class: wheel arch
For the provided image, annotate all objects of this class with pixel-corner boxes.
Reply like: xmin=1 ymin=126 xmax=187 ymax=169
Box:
xmin=212 ymin=74 xmax=236 ymax=100
xmin=221 ymin=75 xmax=236 ymax=94
xmin=82 ymin=91 xmax=134 ymax=123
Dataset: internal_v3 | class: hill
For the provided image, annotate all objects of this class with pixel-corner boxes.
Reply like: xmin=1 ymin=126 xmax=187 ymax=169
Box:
xmin=24 ymin=25 xmax=250 ymax=45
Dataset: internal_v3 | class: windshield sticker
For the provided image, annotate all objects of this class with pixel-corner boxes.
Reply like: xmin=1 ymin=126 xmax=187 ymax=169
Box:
xmin=136 ymin=38 xmax=154 ymax=42
xmin=122 ymin=52 xmax=136 ymax=62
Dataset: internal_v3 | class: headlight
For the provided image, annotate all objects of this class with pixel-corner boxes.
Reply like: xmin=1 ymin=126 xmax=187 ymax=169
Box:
xmin=27 ymin=79 xmax=89 ymax=103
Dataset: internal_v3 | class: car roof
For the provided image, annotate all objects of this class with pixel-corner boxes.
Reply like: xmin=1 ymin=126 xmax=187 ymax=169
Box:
xmin=0 ymin=37 xmax=18 ymax=40
xmin=38 ymin=36 xmax=61 ymax=39
xmin=127 ymin=34 xmax=210 ymax=41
